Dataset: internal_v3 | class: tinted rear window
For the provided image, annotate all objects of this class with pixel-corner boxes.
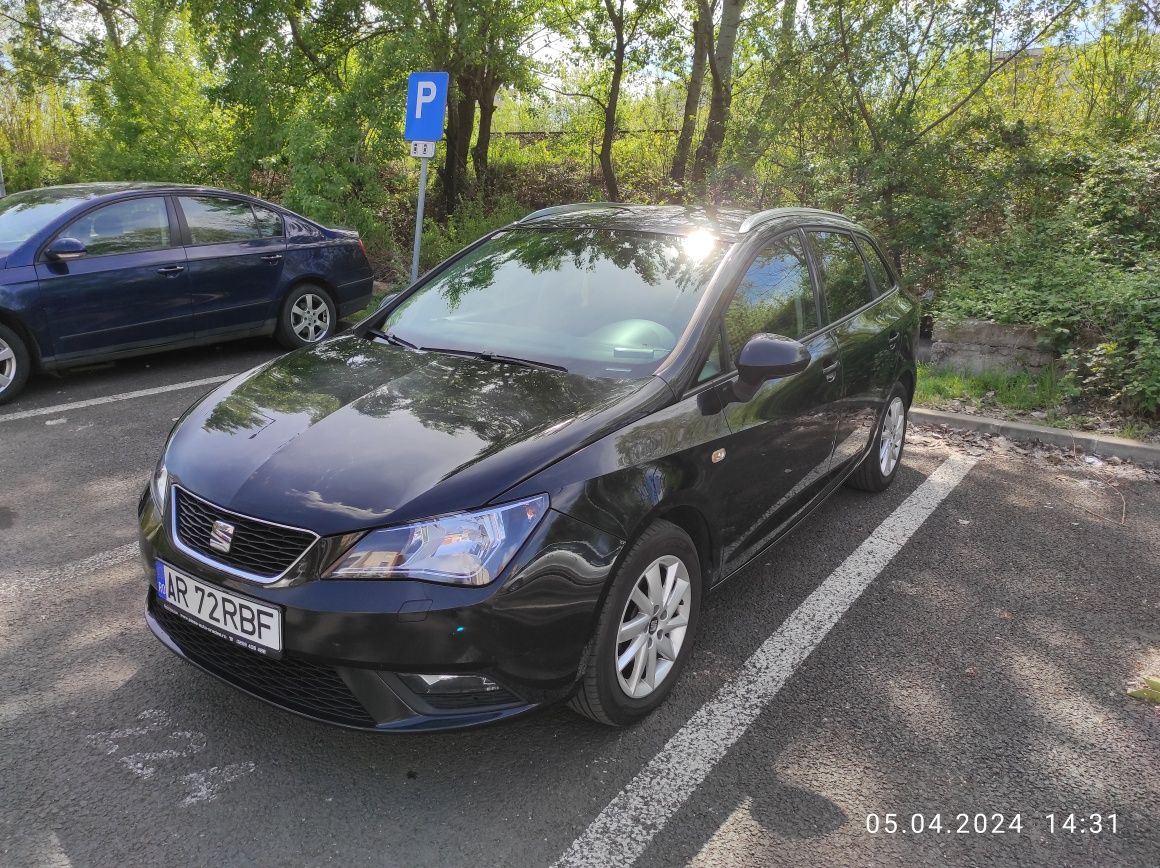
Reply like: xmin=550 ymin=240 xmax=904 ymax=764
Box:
xmin=180 ymin=197 xmax=261 ymax=244
xmin=858 ymin=236 xmax=895 ymax=294
xmin=253 ymin=205 xmax=283 ymax=238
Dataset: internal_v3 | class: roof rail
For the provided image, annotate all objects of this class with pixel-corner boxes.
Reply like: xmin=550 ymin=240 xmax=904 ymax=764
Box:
xmin=738 ymin=207 xmax=851 ymax=234
xmin=516 ymin=202 xmax=632 ymax=224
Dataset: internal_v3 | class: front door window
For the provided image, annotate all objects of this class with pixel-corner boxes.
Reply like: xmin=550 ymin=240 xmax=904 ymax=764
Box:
xmin=725 ymin=231 xmax=818 ymax=355
xmin=58 ymin=197 xmax=172 ymax=257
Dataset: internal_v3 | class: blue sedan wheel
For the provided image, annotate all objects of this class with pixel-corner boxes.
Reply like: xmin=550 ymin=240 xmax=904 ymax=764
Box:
xmin=0 ymin=324 xmax=31 ymax=405
xmin=276 ymin=284 xmax=337 ymax=349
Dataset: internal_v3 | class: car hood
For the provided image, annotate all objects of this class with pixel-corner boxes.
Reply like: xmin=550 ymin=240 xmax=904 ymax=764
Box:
xmin=165 ymin=334 xmax=663 ymax=535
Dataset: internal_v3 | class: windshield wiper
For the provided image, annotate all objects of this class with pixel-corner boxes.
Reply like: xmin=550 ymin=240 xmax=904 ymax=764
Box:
xmin=476 ymin=352 xmax=568 ymax=373
xmin=421 ymin=346 xmax=568 ymax=373
xmin=368 ymin=330 xmax=566 ymax=372
xmin=366 ymin=328 xmax=418 ymax=350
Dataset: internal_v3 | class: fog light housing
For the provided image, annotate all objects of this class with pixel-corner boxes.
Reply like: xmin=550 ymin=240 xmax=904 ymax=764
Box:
xmin=399 ymin=673 xmax=503 ymax=695
xmin=397 ymin=673 xmax=520 ymax=711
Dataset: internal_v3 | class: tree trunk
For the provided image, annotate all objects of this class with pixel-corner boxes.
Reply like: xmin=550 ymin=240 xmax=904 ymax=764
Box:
xmin=91 ymin=0 xmax=123 ymax=51
xmin=472 ymin=81 xmax=499 ymax=187
xmin=600 ymin=27 xmax=625 ymax=202
xmin=440 ymin=81 xmax=476 ymax=215
xmin=670 ymin=11 xmax=710 ymax=186
xmin=692 ymin=0 xmax=746 ymax=184
xmin=882 ymin=183 xmax=902 ymax=270
xmin=780 ymin=0 xmax=797 ymax=43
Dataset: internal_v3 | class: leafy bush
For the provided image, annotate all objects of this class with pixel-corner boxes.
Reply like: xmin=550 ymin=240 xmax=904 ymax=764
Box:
xmin=418 ymin=193 xmax=528 ymax=272
xmin=1068 ymin=140 xmax=1160 ymax=266
xmin=935 ymin=215 xmax=1160 ymax=416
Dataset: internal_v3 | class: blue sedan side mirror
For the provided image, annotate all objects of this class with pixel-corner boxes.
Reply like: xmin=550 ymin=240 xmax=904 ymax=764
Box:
xmin=45 ymin=237 xmax=87 ymax=262
xmin=376 ymin=292 xmax=400 ymax=310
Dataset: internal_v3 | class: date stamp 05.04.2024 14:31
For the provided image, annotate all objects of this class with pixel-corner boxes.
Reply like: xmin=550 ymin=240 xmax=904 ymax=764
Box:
xmin=865 ymin=812 xmax=1120 ymax=836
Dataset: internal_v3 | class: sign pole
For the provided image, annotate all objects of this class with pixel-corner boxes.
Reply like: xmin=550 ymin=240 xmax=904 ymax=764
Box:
xmin=411 ymin=155 xmax=429 ymax=284
xmin=404 ymin=70 xmax=449 ymax=286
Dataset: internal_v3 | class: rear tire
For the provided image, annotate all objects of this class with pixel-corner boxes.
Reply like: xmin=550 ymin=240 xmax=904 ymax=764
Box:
xmin=0 ymin=323 xmax=31 ymax=405
xmin=846 ymin=382 xmax=909 ymax=492
xmin=568 ymin=519 xmax=702 ymax=726
xmin=276 ymin=284 xmax=337 ymax=349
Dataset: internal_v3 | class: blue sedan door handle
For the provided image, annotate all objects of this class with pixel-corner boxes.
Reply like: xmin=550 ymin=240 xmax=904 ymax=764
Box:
xmin=822 ymin=358 xmax=841 ymax=382
xmin=156 ymin=264 xmax=186 ymax=276
xmin=261 ymin=254 xmax=284 ymax=264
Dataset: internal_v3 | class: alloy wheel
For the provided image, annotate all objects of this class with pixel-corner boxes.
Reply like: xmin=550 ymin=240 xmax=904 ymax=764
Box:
xmin=878 ymin=395 xmax=906 ymax=476
xmin=0 ymin=336 xmax=16 ymax=392
xmin=615 ymin=554 xmax=692 ymax=699
xmin=291 ymin=293 xmax=331 ymax=343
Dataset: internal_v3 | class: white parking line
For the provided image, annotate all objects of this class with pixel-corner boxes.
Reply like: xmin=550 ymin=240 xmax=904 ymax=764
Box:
xmin=0 ymin=374 xmax=236 ymax=424
xmin=554 ymin=453 xmax=979 ymax=868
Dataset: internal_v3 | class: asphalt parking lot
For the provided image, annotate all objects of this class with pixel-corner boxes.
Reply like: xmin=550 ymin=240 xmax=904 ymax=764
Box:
xmin=2 ymin=339 xmax=1158 ymax=867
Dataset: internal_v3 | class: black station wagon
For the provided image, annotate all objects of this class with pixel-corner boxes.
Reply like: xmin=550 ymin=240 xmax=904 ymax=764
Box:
xmin=139 ymin=204 xmax=919 ymax=731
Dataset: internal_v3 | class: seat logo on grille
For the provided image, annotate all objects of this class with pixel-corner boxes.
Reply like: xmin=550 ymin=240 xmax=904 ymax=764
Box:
xmin=209 ymin=520 xmax=236 ymax=553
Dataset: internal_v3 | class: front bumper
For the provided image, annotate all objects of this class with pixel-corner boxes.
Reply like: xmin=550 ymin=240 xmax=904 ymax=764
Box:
xmin=139 ymin=487 xmax=623 ymax=732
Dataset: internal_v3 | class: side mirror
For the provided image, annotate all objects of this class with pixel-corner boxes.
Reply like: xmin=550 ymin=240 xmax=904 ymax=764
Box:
xmin=45 ymin=237 xmax=87 ymax=262
xmin=731 ymin=333 xmax=811 ymax=402
xmin=376 ymin=292 xmax=400 ymax=310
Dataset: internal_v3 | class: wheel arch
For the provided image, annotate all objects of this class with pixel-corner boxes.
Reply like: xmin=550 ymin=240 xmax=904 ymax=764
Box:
xmin=0 ymin=309 xmax=42 ymax=368
xmin=281 ymin=274 xmax=339 ymax=310
xmin=652 ymin=503 xmax=717 ymax=588
xmin=898 ymin=367 xmax=915 ymax=407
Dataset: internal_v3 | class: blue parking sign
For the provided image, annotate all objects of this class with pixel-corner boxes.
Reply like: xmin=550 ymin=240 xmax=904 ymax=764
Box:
xmin=405 ymin=72 xmax=449 ymax=142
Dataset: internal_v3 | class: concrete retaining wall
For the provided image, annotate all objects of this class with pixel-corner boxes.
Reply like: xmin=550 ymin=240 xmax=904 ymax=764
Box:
xmin=928 ymin=319 xmax=1054 ymax=375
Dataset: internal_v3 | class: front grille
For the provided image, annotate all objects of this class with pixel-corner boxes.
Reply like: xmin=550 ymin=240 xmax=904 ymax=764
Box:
xmin=150 ymin=596 xmax=376 ymax=728
xmin=174 ymin=487 xmax=315 ymax=578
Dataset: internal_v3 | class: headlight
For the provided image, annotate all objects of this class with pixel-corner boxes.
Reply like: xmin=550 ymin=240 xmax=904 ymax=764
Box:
xmin=151 ymin=459 xmax=170 ymax=515
xmin=324 ymin=495 xmax=549 ymax=586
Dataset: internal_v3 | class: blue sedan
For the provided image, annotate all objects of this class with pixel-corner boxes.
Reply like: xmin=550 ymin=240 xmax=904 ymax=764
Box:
xmin=0 ymin=183 xmax=374 ymax=403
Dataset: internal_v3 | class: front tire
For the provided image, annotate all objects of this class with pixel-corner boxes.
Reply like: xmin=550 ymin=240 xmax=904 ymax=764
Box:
xmin=847 ymin=382 xmax=909 ymax=492
xmin=276 ymin=284 xmax=337 ymax=349
xmin=0 ymin=323 xmax=31 ymax=405
xmin=568 ymin=520 xmax=702 ymax=726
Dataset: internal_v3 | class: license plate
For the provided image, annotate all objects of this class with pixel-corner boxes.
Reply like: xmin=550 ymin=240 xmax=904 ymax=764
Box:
xmin=155 ymin=561 xmax=282 ymax=657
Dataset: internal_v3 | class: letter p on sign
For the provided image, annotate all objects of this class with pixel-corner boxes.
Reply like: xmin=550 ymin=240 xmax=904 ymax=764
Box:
xmin=405 ymin=72 xmax=449 ymax=142
xmin=416 ymin=82 xmax=437 ymax=118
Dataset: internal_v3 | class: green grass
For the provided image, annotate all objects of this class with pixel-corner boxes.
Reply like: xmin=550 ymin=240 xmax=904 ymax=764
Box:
xmin=1116 ymin=420 xmax=1148 ymax=440
xmin=915 ymin=364 xmax=1062 ymax=412
xmin=347 ymin=293 xmax=386 ymax=323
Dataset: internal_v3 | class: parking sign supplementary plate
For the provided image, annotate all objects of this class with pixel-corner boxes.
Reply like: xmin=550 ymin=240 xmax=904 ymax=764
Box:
xmin=155 ymin=561 xmax=282 ymax=656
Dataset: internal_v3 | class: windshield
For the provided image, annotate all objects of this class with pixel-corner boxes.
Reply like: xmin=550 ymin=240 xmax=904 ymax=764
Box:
xmin=0 ymin=189 xmax=90 ymax=256
xmin=377 ymin=228 xmax=727 ymax=379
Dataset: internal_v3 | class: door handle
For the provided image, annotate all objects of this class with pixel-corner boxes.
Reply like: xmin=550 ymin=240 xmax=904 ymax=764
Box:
xmin=887 ymin=331 xmax=900 ymax=349
xmin=261 ymin=254 xmax=284 ymax=263
xmin=822 ymin=358 xmax=841 ymax=382
xmin=156 ymin=264 xmax=185 ymax=276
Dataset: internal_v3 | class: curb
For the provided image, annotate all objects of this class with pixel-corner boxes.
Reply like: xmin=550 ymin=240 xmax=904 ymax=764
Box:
xmin=909 ymin=408 xmax=1160 ymax=465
